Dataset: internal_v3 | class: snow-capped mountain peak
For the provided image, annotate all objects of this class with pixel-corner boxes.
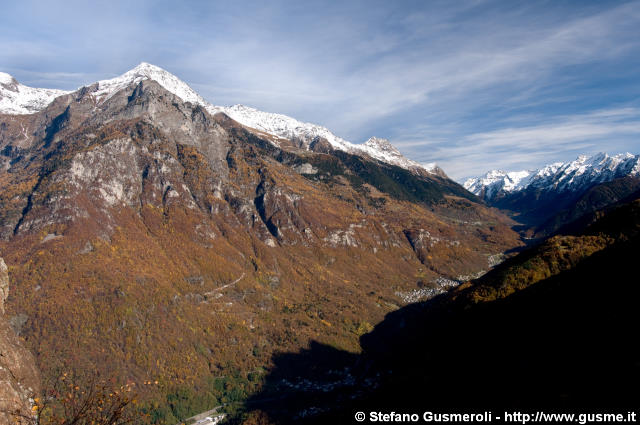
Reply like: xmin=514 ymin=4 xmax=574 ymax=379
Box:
xmin=90 ymin=62 xmax=209 ymax=107
xmin=0 ymin=72 xmax=70 ymax=115
xmin=464 ymin=152 xmax=640 ymax=201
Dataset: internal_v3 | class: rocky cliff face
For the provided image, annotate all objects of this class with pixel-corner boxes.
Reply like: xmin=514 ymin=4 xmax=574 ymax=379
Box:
xmin=0 ymin=257 xmax=40 ymax=425
xmin=0 ymin=259 xmax=8 ymax=315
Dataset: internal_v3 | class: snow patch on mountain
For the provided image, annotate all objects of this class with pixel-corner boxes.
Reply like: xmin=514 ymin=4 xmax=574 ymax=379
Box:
xmin=209 ymin=104 xmax=355 ymax=152
xmin=359 ymin=137 xmax=426 ymax=170
xmin=1 ymin=63 xmax=441 ymax=175
xmin=0 ymin=72 xmax=70 ymax=114
xmin=464 ymin=152 xmax=640 ymax=200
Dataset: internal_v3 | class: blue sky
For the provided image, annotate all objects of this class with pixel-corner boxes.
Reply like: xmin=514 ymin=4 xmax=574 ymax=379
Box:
xmin=2 ymin=0 xmax=640 ymax=180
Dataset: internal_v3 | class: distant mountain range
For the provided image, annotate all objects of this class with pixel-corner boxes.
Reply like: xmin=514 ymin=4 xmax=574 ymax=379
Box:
xmin=464 ymin=152 xmax=640 ymax=236
xmin=464 ymin=152 xmax=640 ymax=200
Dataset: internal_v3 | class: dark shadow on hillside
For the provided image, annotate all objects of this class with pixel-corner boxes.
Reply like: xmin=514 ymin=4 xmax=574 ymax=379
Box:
xmin=232 ymin=235 xmax=640 ymax=424
xmin=237 ymin=342 xmax=361 ymax=421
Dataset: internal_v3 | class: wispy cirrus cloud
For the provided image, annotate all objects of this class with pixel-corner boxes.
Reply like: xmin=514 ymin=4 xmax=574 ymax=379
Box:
xmin=182 ymin=0 xmax=640 ymax=140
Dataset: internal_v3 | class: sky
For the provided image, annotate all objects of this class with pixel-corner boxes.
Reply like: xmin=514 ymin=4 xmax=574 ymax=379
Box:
xmin=1 ymin=0 xmax=640 ymax=180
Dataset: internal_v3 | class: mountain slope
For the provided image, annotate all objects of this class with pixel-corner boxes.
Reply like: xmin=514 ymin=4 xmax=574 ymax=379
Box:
xmin=356 ymin=194 xmax=640 ymax=408
xmin=0 ymin=73 xmax=520 ymax=423
xmin=234 ymin=193 xmax=640 ymax=424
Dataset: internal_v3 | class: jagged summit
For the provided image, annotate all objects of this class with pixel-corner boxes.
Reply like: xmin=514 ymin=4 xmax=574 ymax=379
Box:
xmin=464 ymin=152 xmax=640 ymax=201
xmin=0 ymin=63 xmax=441 ymax=175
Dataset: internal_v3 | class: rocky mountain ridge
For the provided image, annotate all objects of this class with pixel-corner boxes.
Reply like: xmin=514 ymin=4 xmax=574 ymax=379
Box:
xmin=0 ymin=63 xmax=440 ymax=176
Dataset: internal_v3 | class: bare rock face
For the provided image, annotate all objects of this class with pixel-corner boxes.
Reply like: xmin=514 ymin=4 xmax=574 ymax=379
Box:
xmin=0 ymin=257 xmax=40 ymax=425
xmin=0 ymin=258 xmax=7 ymax=315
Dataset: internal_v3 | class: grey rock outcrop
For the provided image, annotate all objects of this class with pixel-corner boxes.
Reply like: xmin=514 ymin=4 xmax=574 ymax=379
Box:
xmin=0 ymin=258 xmax=7 ymax=315
xmin=0 ymin=257 xmax=40 ymax=424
